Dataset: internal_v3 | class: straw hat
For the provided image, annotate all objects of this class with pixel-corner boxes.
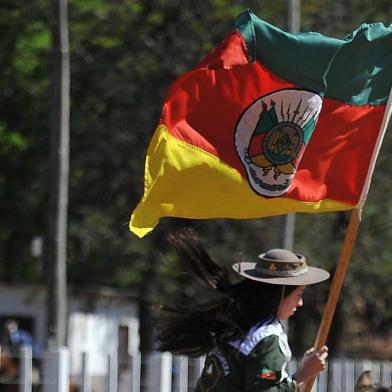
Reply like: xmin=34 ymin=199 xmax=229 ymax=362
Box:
xmin=232 ymin=248 xmax=330 ymax=286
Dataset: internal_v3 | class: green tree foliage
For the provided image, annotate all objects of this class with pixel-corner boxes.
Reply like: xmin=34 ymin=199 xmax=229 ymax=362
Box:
xmin=0 ymin=0 xmax=50 ymax=282
xmin=0 ymin=0 xmax=391 ymax=355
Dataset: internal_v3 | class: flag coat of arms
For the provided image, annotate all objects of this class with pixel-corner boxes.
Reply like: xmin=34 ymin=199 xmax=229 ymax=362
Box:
xmin=130 ymin=10 xmax=392 ymax=238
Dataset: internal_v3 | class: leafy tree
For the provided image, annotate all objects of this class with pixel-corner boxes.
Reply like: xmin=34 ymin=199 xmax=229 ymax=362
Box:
xmin=0 ymin=0 xmax=50 ymax=282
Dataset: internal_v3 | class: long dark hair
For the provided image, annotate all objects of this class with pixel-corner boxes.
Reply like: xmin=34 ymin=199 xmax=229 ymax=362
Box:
xmin=155 ymin=228 xmax=296 ymax=356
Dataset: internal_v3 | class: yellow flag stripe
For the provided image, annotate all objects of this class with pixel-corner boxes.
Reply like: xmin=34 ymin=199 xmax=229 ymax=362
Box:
xmin=130 ymin=125 xmax=352 ymax=237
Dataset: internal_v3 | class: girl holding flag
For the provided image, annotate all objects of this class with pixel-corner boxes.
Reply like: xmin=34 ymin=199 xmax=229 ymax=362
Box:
xmin=156 ymin=229 xmax=329 ymax=391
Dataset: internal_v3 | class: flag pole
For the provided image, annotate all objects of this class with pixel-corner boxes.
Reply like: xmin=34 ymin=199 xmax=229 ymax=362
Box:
xmin=305 ymin=87 xmax=392 ymax=392
xmin=304 ymin=207 xmax=361 ymax=392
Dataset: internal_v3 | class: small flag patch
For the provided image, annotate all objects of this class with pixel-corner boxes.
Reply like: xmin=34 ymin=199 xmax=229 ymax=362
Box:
xmin=259 ymin=368 xmax=278 ymax=380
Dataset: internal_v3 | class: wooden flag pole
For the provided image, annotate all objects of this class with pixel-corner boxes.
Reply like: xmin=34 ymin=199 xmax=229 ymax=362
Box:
xmin=304 ymin=207 xmax=362 ymax=392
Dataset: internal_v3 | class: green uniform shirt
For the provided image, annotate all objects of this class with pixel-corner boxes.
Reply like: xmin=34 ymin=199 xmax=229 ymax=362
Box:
xmin=195 ymin=320 xmax=297 ymax=391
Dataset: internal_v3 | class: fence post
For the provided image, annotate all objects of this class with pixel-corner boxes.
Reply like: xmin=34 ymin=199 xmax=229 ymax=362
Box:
xmin=107 ymin=352 xmax=118 ymax=392
xmin=130 ymin=352 xmax=141 ymax=392
xmin=43 ymin=346 xmax=70 ymax=392
xmin=173 ymin=355 xmax=188 ymax=392
xmin=145 ymin=352 xmax=172 ymax=392
xmin=188 ymin=356 xmax=205 ymax=391
xmin=342 ymin=359 xmax=355 ymax=391
xmin=160 ymin=352 xmax=172 ymax=392
xmin=329 ymin=359 xmax=342 ymax=391
xmin=371 ymin=360 xmax=382 ymax=385
xmin=81 ymin=352 xmax=91 ymax=392
xmin=19 ymin=345 xmax=33 ymax=392
xmin=381 ymin=360 xmax=392 ymax=387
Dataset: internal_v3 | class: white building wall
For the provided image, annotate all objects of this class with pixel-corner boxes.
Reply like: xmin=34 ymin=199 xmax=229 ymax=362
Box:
xmin=68 ymin=311 xmax=139 ymax=376
xmin=0 ymin=283 xmax=139 ymax=377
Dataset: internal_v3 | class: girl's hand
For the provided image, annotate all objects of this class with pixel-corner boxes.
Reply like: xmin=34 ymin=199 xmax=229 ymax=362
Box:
xmin=293 ymin=346 xmax=328 ymax=385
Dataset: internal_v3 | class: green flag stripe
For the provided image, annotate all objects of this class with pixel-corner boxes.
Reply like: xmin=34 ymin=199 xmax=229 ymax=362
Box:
xmin=235 ymin=10 xmax=392 ymax=106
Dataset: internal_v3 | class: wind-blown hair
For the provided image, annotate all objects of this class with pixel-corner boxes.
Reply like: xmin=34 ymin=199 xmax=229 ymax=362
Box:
xmin=156 ymin=228 xmax=296 ymax=356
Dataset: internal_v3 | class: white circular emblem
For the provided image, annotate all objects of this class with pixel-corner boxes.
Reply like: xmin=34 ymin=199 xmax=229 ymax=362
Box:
xmin=235 ymin=89 xmax=322 ymax=197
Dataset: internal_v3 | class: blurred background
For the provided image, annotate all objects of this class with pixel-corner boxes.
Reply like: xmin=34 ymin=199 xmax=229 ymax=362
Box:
xmin=0 ymin=0 xmax=391 ymax=390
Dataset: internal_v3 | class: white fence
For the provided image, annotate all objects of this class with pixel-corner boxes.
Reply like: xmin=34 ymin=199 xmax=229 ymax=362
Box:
xmin=1 ymin=346 xmax=392 ymax=392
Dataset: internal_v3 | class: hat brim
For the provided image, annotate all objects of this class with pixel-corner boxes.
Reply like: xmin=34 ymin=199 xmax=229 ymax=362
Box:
xmin=232 ymin=262 xmax=330 ymax=286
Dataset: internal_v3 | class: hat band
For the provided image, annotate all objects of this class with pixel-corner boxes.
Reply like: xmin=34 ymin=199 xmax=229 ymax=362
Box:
xmin=255 ymin=260 xmax=308 ymax=277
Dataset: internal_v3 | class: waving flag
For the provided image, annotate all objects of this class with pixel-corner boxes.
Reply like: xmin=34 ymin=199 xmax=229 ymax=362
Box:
xmin=130 ymin=10 xmax=392 ymax=238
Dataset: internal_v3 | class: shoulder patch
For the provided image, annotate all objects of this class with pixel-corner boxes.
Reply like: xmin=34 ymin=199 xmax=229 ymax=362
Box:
xmin=258 ymin=367 xmax=281 ymax=381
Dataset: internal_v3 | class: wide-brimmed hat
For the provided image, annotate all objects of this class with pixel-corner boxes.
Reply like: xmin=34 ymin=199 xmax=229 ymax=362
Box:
xmin=232 ymin=248 xmax=330 ymax=286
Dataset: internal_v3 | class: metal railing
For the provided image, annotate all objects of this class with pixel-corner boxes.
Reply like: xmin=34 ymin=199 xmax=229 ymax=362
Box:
xmin=1 ymin=346 xmax=391 ymax=391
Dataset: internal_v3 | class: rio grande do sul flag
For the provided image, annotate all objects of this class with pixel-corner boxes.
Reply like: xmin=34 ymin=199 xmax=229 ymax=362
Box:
xmin=130 ymin=10 xmax=392 ymax=238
